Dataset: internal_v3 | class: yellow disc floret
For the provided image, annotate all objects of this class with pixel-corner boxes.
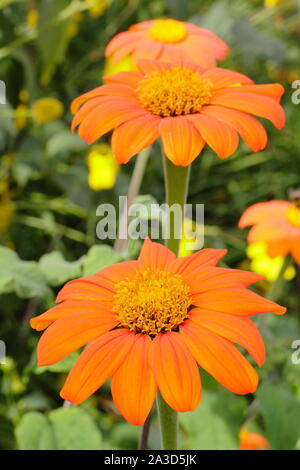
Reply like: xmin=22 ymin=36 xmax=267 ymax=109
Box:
xmin=287 ymin=205 xmax=300 ymax=228
xmin=113 ymin=269 xmax=192 ymax=336
xmin=149 ymin=19 xmax=187 ymax=43
xmin=137 ymin=66 xmax=213 ymax=117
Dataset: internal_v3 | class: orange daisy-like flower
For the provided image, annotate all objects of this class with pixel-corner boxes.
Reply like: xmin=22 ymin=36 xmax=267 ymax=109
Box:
xmin=105 ymin=19 xmax=229 ymax=68
xmin=239 ymin=200 xmax=300 ymax=265
xmin=31 ymin=239 xmax=286 ymax=425
xmin=71 ymin=60 xmax=285 ymax=166
xmin=239 ymin=427 xmax=269 ymax=450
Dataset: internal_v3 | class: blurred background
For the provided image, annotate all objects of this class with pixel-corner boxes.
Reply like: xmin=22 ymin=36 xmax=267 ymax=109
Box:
xmin=0 ymin=0 xmax=300 ymax=450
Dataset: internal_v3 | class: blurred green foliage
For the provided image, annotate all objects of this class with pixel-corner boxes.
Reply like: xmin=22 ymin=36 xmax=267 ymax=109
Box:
xmin=0 ymin=0 xmax=300 ymax=450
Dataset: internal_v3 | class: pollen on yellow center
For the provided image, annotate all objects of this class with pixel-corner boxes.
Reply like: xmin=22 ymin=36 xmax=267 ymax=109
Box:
xmin=137 ymin=66 xmax=213 ymax=117
xmin=287 ymin=205 xmax=300 ymax=228
xmin=149 ymin=19 xmax=187 ymax=43
xmin=113 ymin=269 xmax=192 ymax=336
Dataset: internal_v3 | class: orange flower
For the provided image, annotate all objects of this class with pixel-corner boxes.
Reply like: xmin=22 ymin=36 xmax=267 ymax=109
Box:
xmin=239 ymin=427 xmax=269 ymax=450
xmin=239 ymin=200 xmax=300 ymax=265
xmin=31 ymin=239 xmax=286 ymax=425
xmin=71 ymin=60 xmax=285 ymax=166
xmin=105 ymin=19 xmax=229 ymax=68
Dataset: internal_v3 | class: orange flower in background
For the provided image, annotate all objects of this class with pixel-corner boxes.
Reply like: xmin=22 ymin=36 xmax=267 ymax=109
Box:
xmin=239 ymin=200 xmax=300 ymax=264
xmin=71 ymin=60 xmax=285 ymax=166
xmin=31 ymin=238 xmax=286 ymax=425
xmin=239 ymin=427 xmax=269 ymax=450
xmin=105 ymin=19 xmax=229 ymax=68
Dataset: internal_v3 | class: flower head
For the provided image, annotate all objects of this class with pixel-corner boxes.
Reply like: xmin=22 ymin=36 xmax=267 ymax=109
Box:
xmin=31 ymin=238 xmax=286 ymax=425
xmin=239 ymin=427 xmax=269 ymax=450
xmin=32 ymin=98 xmax=64 ymax=123
xmin=71 ymin=60 xmax=285 ymax=166
xmin=239 ymin=200 xmax=300 ymax=265
xmin=105 ymin=19 xmax=228 ymax=68
xmin=246 ymin=242 xmax=296 ymax=282
xmin=87 ymin=143 xmax=120 ymax=190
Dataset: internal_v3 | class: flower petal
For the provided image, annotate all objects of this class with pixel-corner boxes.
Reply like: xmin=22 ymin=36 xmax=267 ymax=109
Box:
xmin=202 ymin=68 xmax=253 ymax=88
xmin=111 ymin=113 xmax=160 ymax=163
xmin=193 ymin=287 xmax=286 ymax=316
xmin=138 ymin=237 xmax=176 ymax=271
xmin=189 ymin=310 xmax=265 ymax=366
xmin=160 ymin=116 xmax=205 ymax=166
xmin=149 ymin=332 xmax=201 ymax=412
xmin=238 ymin=201 xmax=291 ymax=228
xmin=180 ymin=320 xmax=259 ymax=394
xmin=60 ymin=329 xmax=135 ymax=405
xmin=71 ymin=85 xmax=137 ymax=114
xmin=37 ymin=310 xmax=118 ymax=366
xmin=111 ymin=334 xmax=157 ymax=425
xmin=210 ymin=92 xmax=285 ymax=129
xmin=188 ymin=114 xmax=239 ymax=159
xmin=77 ymin=99 xmax=146 ymax=144
xmin=212 ymin=83 xmax=284 ymax=102
xmin=168 ymin=248 xmax=227 ymax=276
xmin=202 ymin=105 xmax=267 ymax=152
xmin=105 ymin=31 xmax=145 ymax=61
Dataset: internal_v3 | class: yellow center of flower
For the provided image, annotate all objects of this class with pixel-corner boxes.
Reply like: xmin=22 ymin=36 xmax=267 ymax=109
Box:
xmin=137 ymin=66 xmax=213 ymax=117
xmin=287 ymin=205 xmax=300 ymax=228
xmin=149 ymin=19 xmax=187 ymax=43
xmin=113 ymin=269 xmax=191 ymax=336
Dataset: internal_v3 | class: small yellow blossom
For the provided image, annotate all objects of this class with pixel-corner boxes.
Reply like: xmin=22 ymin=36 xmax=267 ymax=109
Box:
xmin=87 ymin=143 xmax=120 ymax=191
xmin=104 ymin=54 xmax=136 ymax=76
xmin=19 ymin=89 xmax=29 ymax=103
xmin=26 ymin=8 xmax=39 ymax=29
xmin=67 ymin=12 xmax=84 ymax=38
xmin=246 ymin=242 xmax=295 ymax=282
xmin=0 ymin=195 xmax=15 ymax=234
xmin=15 ymin=104 xmax=29 ymax=130
xmin=179 ymin=218 xmax=203 ymax=257
xmin=264 ymin=0 xmax=281 ymax=7
xmin=32 ymin=98 xmax=64 ymax=123
xmin=88 ymin=0 xmax=110 ymax=18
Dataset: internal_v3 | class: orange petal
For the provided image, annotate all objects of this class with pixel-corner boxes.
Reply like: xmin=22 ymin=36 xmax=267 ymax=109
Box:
xmin=138 ymin=237 xmax=176 ymax=271
xmin=30 ymin=299 xmax=114 ymax=332
xmin=111 ymin=113 xmax=160 ymax=163
xmin=111 ymin=334 xmax=157 ymax=425
xmin=238 ymin=201 xmax=291 ymax=228
xmin=71 ymin=85 xmax=137 ymax=114
xmin=105 ymin=31 xmax=144 ymax=60
xmin=210 ymin=92 xmax=285 ymax=129
xmin=185 ymin=266 xmax=264 ymax=294
xmin=132 ymin=40 xmax=163 ymax=62
xmin=56 ymin=275 xmax=115 ymax=303
xmin=60 ymin=329 xmax=135 ymax=405
xmin=77 ymin=99 xmax=146 ymax=145
xmin=149 ymin=332 xmax=201 ymax=412
xmin=212 ymin=83 xmax=284 ymax=102
xmin=202 ymin=105 xmax=267 ymax=152
xmin=159 ymin=116 xmax=205 ymax=166
xmin=180 ymin=320 xmax=259 ymax=394
xmin=188 ymin=113 xmax=239 ymax=159
xmin=37 ymin=310 xmax=118 ymax=366
xmin=104 ymin=71 xmax=144 ymax=88
xmin=247 ymin=218 xmax=290 ymax=244
xmin=202 ymin=68 xmax=253 ymax=88
xmin=193 ymin=287 xmax=286 ymax=316
xmin=189 ymin=310 xmax=265 ymax=366
xmin=168 ymin=248 xmax=227 ymax=276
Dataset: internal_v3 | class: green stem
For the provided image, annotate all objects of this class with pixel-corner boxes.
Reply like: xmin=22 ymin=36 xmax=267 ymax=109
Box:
xmin=156 ymin=390 xmax=179 ymax=450
xmin=162 ymin=156 xmax=191 ymax=255
xmin=155 ymin=156 xmax=191 ymax=451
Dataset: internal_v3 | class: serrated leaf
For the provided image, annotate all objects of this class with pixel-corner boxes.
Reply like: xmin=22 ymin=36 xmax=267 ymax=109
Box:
xmin=39 ymin=251 xmax=83 ymax=286
xmin=83 ymin=245 xmax=122 ymax=276
xmin=16 ymin=412 xmax=56 ymax=450
xmin=180 ymin=389 xmax=247 ymax=450
xmin=49 ymin=407 xmax=103 ymax=450
xmin=257 ymin=383 xmax=300 ymax=450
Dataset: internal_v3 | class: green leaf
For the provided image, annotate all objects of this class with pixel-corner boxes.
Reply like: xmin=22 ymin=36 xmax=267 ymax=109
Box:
xmin=15 ymin=412 xmax=56 ymax=450
xmin=49 ymin=407 xmax=103 ymax=450
xmin=82 ymin=245 xmax=122 ymax=276
xmin=180 ymin=389 xmax=247 ymax=450
xmin=35 ymin=351 xmax=80 ymax=375
xmin=14 ymin=262 xmax=50 ymax=298
xmin=39 ymin=251 xmax=83 ymax=286
xmin=257 ymin=383 xmax=300 ymax=450
xmin=46 ymin=131 xmax=87 ymax=158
